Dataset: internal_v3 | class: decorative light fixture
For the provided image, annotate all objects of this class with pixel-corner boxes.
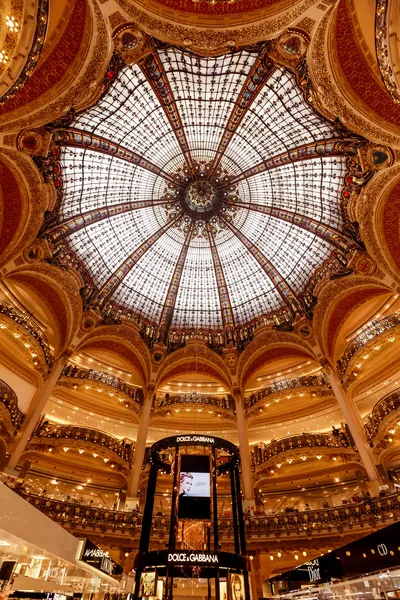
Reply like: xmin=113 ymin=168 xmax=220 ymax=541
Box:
xmin=63 ymin=446 xmax=69 ymax=452
xmin=6 ymin=16 xmax=20 ymax=32
xmin=0 ymin=50 xmax=9 ymax=65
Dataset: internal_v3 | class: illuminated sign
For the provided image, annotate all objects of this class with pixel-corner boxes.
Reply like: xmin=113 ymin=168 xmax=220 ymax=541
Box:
xmin=80 ymin=539 xmax=122 ymax=577
xmin=377 ymin=544 xmax=388 ymax=556
xmin=167 ymin=551 xmax=219 ymax=565
xmin=176 ymin=436 xmax=215 ymax=444
xmin=305 ymin=560 xmax=321 ymax=582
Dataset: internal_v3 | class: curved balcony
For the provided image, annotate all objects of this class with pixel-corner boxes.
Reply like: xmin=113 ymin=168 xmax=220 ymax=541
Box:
xmin=0 ymin=300 xmax=54 ymax=368
xmin=364 ymin=389 xmax=400 ymax=441
xmin=61 ymin=365 xmax=143 ymax=407
xmin=32 ymin=422 xmax=134 ymax=463
xmin=246 ymin=374 xmax=328 ymax=410
xmin=156 ymin=392 xmax=235 ymax=411
xmin=16 ymin=490 xmax=400 ymax=538
xmin=337 ymin=313 xmax=400 ymax=379
xmin=251 ymin=431 xmax=352 ymax=467
xmin=0 ymin=379 xmax=25 ymax=434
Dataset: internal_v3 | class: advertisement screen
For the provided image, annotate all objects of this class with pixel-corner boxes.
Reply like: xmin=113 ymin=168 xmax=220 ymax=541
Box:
xmin=178 ymin=454 xmax=210 ymax=520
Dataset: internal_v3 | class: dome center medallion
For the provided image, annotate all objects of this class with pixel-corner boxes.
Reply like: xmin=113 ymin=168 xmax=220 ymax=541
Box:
xmin=184 ymin=180 xmax=218 ymax=215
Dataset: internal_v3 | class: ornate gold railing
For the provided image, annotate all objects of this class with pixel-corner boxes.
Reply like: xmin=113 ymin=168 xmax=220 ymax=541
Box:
xmin=0 ymin=379 xmax=25 ymax=433
xmin=61 ymin=365 xmax=143 ymax=406
xmin=16 ymin=490 xmax=400 ymax=536
xmin=246 ymin=374 xmax=328 ymax=409
xmin=251 ymin=431 xmax=351 ymax=466
xmin=0 ymin=300 xmax=54 ymax=367
xmin=156 ymin=392 xmax=235 ymax=411
xmin=364 ymin=389 xmax=400 ymax=441
xmin=337 ymin=313 xmax=400 ymax=378
xmin=33 ymin=423 xmax=134 ymax=463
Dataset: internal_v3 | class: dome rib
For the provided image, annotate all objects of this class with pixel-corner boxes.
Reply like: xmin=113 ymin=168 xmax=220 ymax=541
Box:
xmin=141 ymin=50 xmax=195 ymax=175
xmin=94 ymin=211 xmax=183 ymax=309
xmin=46 ymin=198 xmax=176 ymax=244
xmin=55 ymin=128 xmax=181 ymax=186
xmin=219 ymin=211 xmax=301 ymax=317
xmin=223 ymin=199 xmax=356 ymax=253
xmin=209 ymin=45 xmax=275 ymax=177
xmin=207 ymin=223 xmax=236 ymax=330
xmin=220 ymin=138 xmax=360 ymax=188
xmin=44 ymin=42 xmax=367 ymax=345
xmin=158 ymin=222 xmax=194 ymax=344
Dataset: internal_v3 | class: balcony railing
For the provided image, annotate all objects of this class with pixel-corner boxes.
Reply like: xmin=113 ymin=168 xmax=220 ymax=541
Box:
xmin=364 ymin=389 xmax=400 ymax=441
xmin=337 ymin=313 xmax=400 ymax=378
xmin=156 ymin=392 xmax=235 ymax=411
xmin=251 ymin=431 xmax=351 ymax=466
xmin=0 ymin=379 xmax=25 ymax=433
xmin=0 ymin=300 xmax=54 ymax=368
xmin=246 ymin=374 xmax=328 ymax=409
xmin=33 ymin=423 xmax=134 ymax=463
xmin=61 ymin=365 xmax=143 ymax=406
xmin=16 ymin=490 xmax=400 ymax=537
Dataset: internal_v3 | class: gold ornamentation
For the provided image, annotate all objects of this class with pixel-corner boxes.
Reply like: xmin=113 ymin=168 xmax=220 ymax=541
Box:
xmin=357 ymin=165 xmax=400 ymax=286
xmin=117 ymin=0 xmax=317 ymax=52
xmin=309 ymin=10 xmax=400 ymax=146
xmin=16 ymin=128 xmax=52 ymax=157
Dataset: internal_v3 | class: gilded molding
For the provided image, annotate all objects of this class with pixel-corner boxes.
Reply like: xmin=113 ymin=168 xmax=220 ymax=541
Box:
xmin=117 ymin=0 xmax=318 ymax=51
xmin=0 ymin=0 xmax=111 ymax=133
xmin=312 ymin=274 xmax=391 ymax=360
xmin=0 ymin=149 xmax=54 ymax=269
xmin=237 ymin=330 xmax=317 ymax=389
xmin=357 ymin=164 xmax=400 ymax=286
xmin=4 ymin=262 xmax=83 ymax=355
xmin=309 ymin=8 xmax=400 ymax=146
xmin=156 ymin=342 xmax=232 ymax=389
xmin=77 ymin=323 xmax=151 ymax=384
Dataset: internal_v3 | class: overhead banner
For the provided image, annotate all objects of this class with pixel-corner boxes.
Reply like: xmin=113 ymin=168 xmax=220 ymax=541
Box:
xmin=178 ymin=454 xmax=210 ymax=520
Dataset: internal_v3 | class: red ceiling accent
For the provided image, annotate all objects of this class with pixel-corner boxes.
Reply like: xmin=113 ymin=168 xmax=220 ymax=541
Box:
xmin=0 ymin=0 xmax=87 ymax=116
xmin=382 ymin=179 xmax=400 ymax=272
xmin=334 ymin=0 xmax=400 ymax=128
xmin=0 ymin=160 xmax=24 ymax=257
xmin=147 ymin=0 xmax=285 ymax=16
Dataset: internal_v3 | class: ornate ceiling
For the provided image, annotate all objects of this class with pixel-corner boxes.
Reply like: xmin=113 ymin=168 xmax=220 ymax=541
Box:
xmin=41 ymin=42 xmax=362 ymax=337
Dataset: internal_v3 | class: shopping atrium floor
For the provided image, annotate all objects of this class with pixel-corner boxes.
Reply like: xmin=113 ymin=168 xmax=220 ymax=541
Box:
xmin=1 ymin=0 xmax=400 ymax=598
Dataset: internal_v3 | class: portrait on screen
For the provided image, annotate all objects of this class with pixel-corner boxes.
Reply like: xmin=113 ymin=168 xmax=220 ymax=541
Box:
xmin=139 ymin=571 xmax=157 ymax=597
xmin=229 ymin=573 xmax=244 ymax=600
xmin=179 ymin=471 xmax=210 ymax=497
xmin=178 ymin=455 xmax=211 ymax=519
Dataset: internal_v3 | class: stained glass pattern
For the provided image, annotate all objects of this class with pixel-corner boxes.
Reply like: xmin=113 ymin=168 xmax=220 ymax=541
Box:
xmin=53 ymin=45 xmax=356 ymax=330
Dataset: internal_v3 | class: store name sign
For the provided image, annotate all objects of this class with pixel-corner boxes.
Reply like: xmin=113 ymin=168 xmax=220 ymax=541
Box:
xmin=167 ymin=551 xmax=218 ymax=565
xmin=304 ymin=559 xmax=321 ymax=583
xmin=176 ymin=436 xmax=215 ymax=445
xmin=80 ymin=539 xmax=122 ymax=577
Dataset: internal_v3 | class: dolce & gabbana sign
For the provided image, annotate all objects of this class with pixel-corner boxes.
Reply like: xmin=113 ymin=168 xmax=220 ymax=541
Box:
xmin=167 ymin=551 xmax=219 ymax=565
xmin=176 ymin=435 xmax=215 ymax=445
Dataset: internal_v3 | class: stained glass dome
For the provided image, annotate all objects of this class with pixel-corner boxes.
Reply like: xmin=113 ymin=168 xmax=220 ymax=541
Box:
xmin=46 ymin=44 xmax=360 ymax=336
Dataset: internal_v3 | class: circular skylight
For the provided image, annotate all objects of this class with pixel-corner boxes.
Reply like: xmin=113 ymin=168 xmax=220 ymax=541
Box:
xmin=47 ymin=44 xmax=357 ymax=333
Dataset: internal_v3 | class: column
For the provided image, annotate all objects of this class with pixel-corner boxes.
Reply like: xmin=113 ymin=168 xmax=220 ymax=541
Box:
xmin=127 ymin=385 xmax=154 ymax=498
xmin=234 ymin=392 xmax=254 ymax=501
xmin=7 ymin=352 xmax=70 ymax=470
xmin=250 ymin=552 xmax=263 ymax=600
xmin=324 ymin=364 xmax=382 ymax=484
